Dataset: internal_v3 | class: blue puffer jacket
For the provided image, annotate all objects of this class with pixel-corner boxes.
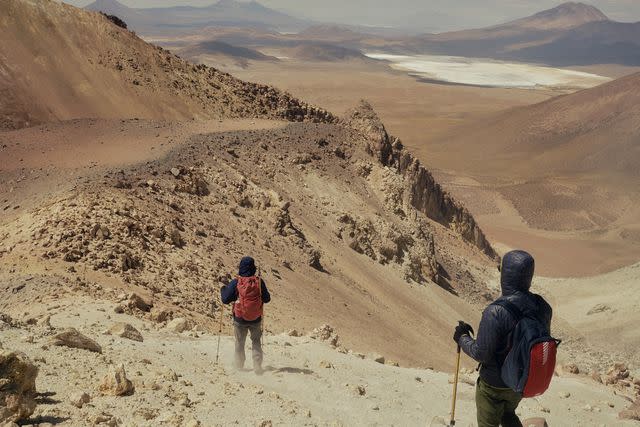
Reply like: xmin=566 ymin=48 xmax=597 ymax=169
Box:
xmin=221 ymin=256 xmax=271 ymax=324
xmin=459 ymin=250 xmax=552 ymax=388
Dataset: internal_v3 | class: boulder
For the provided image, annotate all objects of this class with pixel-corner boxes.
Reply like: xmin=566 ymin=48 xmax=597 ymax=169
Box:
xmin=619 ymin=398 xmax=640 ymax=421
xmin=169 ymin=229 xmax=185 ymax=248
xmin=319 ymin=360 xmax=334 ymax=369
xmin=166 ymin=318 xmax=191 ymax=333
xmin=127 ymin=293 xmax=152 ymax=312
xmin=107 ymin=323 xmax=143 ymax=342
xmin=99 ymin=364 xmax=134 ymax=396
xmin=605 ymin=362 xmax=630 ymax=384
xmin=49 ymin=328 xmax=102 ymax=353
xmin=69 ymin=391 xmax=91 ymax=408
xmin=370 ymin=354 xmax=385 ymax=364
xmin=150 ymin=306 xmax=172 ymax=323
xmin=0 ymin=351 xmax=38 ymax=423
xmin=310 ymin=324 xmax=339 ymax=347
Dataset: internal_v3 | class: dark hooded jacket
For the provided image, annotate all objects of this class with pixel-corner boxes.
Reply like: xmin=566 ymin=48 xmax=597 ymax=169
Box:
xmin=459 ymin=250 xmax=552 ymax=388
xmin=220 ymin=256 xmax=271 ymax=324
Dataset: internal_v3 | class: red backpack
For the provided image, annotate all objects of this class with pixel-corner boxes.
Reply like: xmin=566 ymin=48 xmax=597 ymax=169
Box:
xmin=493 ymin=298 xmax=560 ymax=398
xmin=233 ymin=276 xmax=263 ymax=321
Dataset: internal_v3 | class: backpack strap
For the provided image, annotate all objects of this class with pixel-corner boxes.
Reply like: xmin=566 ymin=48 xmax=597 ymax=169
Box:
xmin=491 ymin=299 xmax=524 ymax=322
xmin=490 ymin=299 xmax=524 ymax=369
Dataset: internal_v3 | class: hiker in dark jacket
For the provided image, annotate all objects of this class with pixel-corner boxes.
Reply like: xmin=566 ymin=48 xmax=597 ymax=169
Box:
xmin=221 ymin=256 xmax=271 ymax=374
xmin=453 ymin=250 xmax=552 ymax=427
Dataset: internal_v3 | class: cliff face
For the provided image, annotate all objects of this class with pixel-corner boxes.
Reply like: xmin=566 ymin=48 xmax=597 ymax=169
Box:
xmin=344 ymin=101 xmax=498 ymax=260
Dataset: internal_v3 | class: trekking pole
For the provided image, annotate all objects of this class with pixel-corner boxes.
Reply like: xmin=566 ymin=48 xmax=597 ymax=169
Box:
xmin=449 ymin=344 xmax=462 ymax=426
xmin=257 ymin=266 xmax=265 ymax=339
xmin=215 ymin=300 xmax=224 ymax=365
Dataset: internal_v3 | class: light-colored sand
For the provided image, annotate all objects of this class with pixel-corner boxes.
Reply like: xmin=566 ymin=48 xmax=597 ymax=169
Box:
xmin=0 ymin=294 xmax=634 ymax=426
xmin=538 ymin=263 xmax=640 ymax=368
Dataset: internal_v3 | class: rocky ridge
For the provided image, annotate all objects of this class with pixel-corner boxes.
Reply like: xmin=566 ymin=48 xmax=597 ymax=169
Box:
xmin=1 ymin=103 xmax=496 ymax=373
xmin=344 ymin=101 xmax=498 ymax=260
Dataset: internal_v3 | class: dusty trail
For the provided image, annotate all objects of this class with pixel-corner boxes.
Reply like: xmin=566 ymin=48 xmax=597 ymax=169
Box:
xmin=0 ymin=293 xmax=634 ymax=426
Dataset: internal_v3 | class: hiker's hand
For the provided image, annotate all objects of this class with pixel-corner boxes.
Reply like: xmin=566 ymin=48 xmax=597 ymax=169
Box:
xmin=453 ymin=321 xmax=474 ymax=344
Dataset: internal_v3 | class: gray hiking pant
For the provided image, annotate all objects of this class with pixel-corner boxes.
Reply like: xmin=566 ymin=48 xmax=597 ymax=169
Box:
xmin=233 ymin=320 xmax=263 ymax=370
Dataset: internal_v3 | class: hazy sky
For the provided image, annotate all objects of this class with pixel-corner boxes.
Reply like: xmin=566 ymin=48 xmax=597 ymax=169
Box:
xmin=66 ymin=0 xmax=640 ymax=31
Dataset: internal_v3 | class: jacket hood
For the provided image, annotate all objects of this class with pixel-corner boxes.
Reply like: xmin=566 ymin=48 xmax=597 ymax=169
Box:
xmin=500 ymin=250 xmax=535 ymax=295
xmin=238 ymin=256 xmax=257 ymax=277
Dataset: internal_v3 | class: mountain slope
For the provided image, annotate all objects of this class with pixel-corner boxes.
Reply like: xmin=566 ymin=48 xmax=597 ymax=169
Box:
xmin=0 ymin=0 xmax=331 ymax=130
xmin=425 ymin=2 xmax=608 ymax=42
xmin=0 ymin=102 xmax=498 ymax=370
xmin=403 ymin=2 xmax=640 ymax=66
xmin=85 ymin=0 xmax=308 ymax=34
xmin=180 ymin=40 xmax=275 ymax=61
xmin=433 ymin=72 xmax=640 ymax=234
xmin=512 ymin=20 xmax=640 ymax=66
xmin=454 ymin=72 xmax=640 ymax=175
xmin=502 ymin=1 xmax=608 ymax=30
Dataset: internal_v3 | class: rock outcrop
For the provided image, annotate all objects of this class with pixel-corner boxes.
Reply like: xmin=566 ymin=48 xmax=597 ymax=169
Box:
xmin=107 ymin=322 xmax=143 ymax=342
xmin=99 ymin=364 xmax=134 ymax=396
xmin=620 ymin=398 xmax=640 ymax=421
xmin=343 ymin=101 xmax=498 ymax=260
xmin=311 ymin=324 xmax=340 ymax=348
xmin=166 ymin=318 xmax=191 ymax=333
xmin=50 ymin=328 xmax=102 ymax=353
xmin=0 ymin=351 xmax=38 ymax=423
xmin=337 ymin=212 xmax=437 ymax=282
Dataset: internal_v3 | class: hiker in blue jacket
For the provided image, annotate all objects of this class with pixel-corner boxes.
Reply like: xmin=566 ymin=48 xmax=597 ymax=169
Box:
xmin=221 ymin=256 xmax=271 ymax=374
xmin=453 ymin=250 xmax=552 ymax=427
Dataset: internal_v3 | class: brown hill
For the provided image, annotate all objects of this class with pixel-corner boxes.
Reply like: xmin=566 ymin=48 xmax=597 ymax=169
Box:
xmin=85 ymin=0 xmax=308 ymax=34
xmin=499 ymin=1 xmax=608 ymax=31
xmin=0 ymin=0 xmax=331 ymax=130
xmin=177 ymin=40 xmax=278 ymax=69
xmin=449 ymin=72 xmax=640 ymax=176
xmin=298 ymin=25 xmax=371 ymax=43
xmin=400 ymin=2 xmax=640 ymax=66
xmin=511 ymin=20 xmax=640 ymax=66
xmin=425 ymin=2 xmax=608 ymax=42
xmin=179 ymin=40 xmax=276 ymax=61
xmin=431 ymin=72 xmax=640 ymax=235
xmin=287 ymin=43 xmax=368 ymax=62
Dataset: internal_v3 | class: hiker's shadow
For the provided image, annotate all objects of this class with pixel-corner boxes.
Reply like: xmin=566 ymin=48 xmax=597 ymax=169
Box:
xmin=269 ymin=366 xmax=314 ymax=375
xmin=21 ymin=415 xmax=70 ymax=425
xmin=35 ymin=391 xmax=61 ymax=405
xmin=236 ymin=366 xmax=315 ymax=375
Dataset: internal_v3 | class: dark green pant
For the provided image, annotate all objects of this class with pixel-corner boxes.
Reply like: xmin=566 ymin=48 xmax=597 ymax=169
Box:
xmin=476 ymin=378 xmax=523 ymax=427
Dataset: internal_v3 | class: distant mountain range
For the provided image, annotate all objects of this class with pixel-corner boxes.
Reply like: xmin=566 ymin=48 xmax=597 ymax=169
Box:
xmin=400 ymin=2 xmax=640 ymax=66
xmin=85 ymin=0 xmax=309 ymax=33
